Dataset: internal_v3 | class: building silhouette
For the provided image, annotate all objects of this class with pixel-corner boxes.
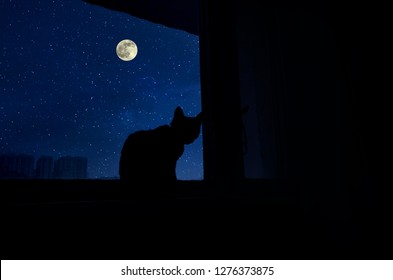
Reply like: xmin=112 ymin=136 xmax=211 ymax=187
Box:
xmin=0 ymin=154 xmax=35 ymax=178
xmin=35 ymin=156 xmax=54 ymax=178
xmin=53 ymin=156 xmax=88 ymax=179
xmin=1 ymin=154 xmax=88 ymax=179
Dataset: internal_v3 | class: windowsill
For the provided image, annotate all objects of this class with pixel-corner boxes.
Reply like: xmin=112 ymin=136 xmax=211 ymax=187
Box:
xmin=2 ymin=178 xmax=297 ymax=210
xmin=4 ymin=178 xmax=366 ymax=260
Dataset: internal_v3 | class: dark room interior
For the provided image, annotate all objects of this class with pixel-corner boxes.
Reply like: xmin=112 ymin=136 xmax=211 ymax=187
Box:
xmin=2 ymin=2 xmax=391 ymax=260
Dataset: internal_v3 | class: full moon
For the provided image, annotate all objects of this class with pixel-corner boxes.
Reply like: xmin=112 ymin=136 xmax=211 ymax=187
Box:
xmin=116 ymin=39 xmax=138 ymax=61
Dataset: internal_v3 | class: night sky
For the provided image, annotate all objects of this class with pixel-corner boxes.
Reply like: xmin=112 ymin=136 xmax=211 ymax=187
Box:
xmin=0 ymin=0 xmax=203 ymax=179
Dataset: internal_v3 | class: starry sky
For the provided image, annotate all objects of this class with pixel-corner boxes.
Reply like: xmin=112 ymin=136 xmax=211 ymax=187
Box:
xmin=0 ymin=0 xmax=203 ymax=179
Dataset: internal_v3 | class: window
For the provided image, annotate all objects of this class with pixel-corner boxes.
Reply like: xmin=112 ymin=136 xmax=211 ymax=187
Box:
xmin=0 ymin=0 xmax=203 ymax=180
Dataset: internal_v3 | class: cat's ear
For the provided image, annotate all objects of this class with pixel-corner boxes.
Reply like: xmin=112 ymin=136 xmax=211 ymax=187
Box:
xmin=174 ymin=106 xmax=185 ymax=120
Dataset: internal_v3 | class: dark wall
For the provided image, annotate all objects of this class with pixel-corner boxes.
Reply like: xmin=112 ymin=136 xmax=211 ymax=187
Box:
xmin=236 ymin=7 xmax=362 ymax=181
xmin=209 ymin=4 xmax=391 ymax=237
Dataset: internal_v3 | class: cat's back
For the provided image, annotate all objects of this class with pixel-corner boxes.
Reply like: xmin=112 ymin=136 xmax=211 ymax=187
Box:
xmin=122 ymin=125 xmax=172 ymax=154
xmin=119 ymin=125 xmax=179 ymax=181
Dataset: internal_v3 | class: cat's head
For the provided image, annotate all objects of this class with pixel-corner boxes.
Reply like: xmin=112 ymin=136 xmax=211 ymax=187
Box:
xmin=170 ymin=106 xmax=202 ymax=144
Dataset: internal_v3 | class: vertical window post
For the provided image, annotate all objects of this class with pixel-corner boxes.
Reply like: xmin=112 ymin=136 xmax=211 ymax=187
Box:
xmin=199 ymin=0 xmax=244 ymax=184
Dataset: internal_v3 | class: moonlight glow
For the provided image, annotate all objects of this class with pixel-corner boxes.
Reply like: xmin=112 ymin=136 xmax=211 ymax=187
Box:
xmin=116 ymin=39 xmax=138 ymax=61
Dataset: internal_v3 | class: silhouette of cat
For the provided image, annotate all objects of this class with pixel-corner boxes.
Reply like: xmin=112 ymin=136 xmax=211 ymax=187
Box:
xmin=119 ymin=106 xmax=202 ymax=184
